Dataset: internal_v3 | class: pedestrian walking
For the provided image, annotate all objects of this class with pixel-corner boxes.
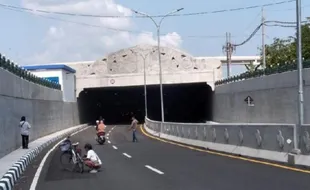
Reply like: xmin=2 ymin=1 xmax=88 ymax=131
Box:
xmin=19 ymin=116 xmax=31 ymax=149
xmin=129 ymin=116 xmax=138 ymax=142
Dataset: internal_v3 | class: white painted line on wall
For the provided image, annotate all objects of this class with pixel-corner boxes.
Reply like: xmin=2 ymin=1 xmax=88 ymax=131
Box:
xmin=122 ymin=153 xmax=132 ymax=158
xmin=29 ymin=126 xmax=91 ymax=190
xmin=145 ymin=165 xmax=164 ymax=175
xmin=112 ymin=145 xmax=118 ymax=150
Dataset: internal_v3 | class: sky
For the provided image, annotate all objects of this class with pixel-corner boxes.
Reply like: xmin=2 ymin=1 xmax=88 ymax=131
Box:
xmin=0 ymin=0 xmax=309 ymax=71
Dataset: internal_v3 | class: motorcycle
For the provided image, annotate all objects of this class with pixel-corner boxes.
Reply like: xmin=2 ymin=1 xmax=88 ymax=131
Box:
xmin=96 ymin=131 xmax=106 ymax=145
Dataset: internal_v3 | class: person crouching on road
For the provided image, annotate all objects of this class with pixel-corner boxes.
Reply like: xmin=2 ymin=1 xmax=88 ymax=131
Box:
xmin=83 ymin=143 xmax=102 ymax=173
xmin=20 ymin=116 xmax=31 ymax=149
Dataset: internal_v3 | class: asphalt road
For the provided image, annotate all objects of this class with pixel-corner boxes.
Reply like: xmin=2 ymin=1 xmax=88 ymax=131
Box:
xmin=34 ymin=125 xmax=310 ymax=190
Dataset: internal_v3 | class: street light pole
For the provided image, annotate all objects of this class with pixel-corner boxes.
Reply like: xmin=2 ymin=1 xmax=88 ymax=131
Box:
xmin=295 ymin=0 xmax=304 ymax=150
xmin=130 ymin=49 xmax=155 ymax=118
xmin=261 ymin=7 xmax=266 ymax=70
xmin=133 ymin=8 xmax=184 ymax=137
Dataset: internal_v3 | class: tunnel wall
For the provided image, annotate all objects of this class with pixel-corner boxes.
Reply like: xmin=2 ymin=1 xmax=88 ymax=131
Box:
xmin=213 ymin=69 xmax=310 ymax=124
xmin=0 ymin=68 xmax=80 ymax=158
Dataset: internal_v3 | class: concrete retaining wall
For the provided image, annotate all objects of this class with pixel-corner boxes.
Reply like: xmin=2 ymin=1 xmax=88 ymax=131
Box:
xmin=0 ymin=68 xmax=79 ymax=158
xmin=213 ymin=69 xmax=310 ymax=124
xmin=0 ymin=68 xmax=62 ymax=101
xmin=144 ymin=118 xmax=310 ymax=167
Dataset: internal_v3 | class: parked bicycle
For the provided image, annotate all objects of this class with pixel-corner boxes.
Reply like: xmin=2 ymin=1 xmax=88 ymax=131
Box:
xmin=59 ymin=136 xmax=84 ymax=173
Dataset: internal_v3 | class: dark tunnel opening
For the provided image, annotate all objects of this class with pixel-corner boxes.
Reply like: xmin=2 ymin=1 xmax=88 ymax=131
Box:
xmin=77 ymin=82 xmax=213 ymax=125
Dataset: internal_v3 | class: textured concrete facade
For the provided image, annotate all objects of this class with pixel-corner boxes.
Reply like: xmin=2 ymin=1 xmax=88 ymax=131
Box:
xmin=66 ymin=45 xmax=222 ymax=96
xmin=0 ymin=68 xmax=80 ymax=158
xmin=213 ymin=69 xmax=310 ymax=124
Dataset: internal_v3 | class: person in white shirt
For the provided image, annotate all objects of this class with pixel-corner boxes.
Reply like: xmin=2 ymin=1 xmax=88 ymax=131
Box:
xmin=83 ymin=143 xmax=102 ymax=173
xmin=20 ymin=116 xmax=31 ymax=149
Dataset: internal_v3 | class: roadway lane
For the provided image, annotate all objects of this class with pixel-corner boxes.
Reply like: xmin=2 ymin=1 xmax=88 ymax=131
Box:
xmin=35 ymin=126 xmax=173 ymax=190
xmin=35 ymin=125 xmax=310 ymax=190
xmin=109 ymin=125 xmax=310 ymax=190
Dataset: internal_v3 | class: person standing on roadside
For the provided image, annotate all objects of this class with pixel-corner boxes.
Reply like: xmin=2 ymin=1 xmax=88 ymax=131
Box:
xmin=20 ymin=116 xmax=31 ymax=149
xmin=128 ymin=116 xmax=138 ymax=142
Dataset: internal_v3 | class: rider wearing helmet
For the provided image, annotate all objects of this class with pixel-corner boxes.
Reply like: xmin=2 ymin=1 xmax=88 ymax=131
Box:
xmin=95 ymin=116 xmax=104 ymax=130
xmin=96 ymin=118 xmax=106 ymax=139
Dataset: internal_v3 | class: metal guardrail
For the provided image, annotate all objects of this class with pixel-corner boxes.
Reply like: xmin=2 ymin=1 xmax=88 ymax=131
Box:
xmin=215 ymin=60 xmax=310 ymax=86
xmin=0 ymin=53 xmax=61 ymax=90
xmin=144 ymin=118 xmax=310 ymax=155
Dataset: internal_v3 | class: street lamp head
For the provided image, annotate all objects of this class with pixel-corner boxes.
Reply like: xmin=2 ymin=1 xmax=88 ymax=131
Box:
xmin=131 ymin=9 xmax=139 ymax=14
xmin=131 ymin=9 xmax=148 ymax=17
xmin=176 ymin=8 xmax=184 ymax=12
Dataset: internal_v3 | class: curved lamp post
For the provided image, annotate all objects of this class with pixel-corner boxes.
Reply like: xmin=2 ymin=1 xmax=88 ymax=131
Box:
xmin=132 ymin=8 xmax=184 ymax=137
xmin=130 ymin=48 xmax=157 ymax=118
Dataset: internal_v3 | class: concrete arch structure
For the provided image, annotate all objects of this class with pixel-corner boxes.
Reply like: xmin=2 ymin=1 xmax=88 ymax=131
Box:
xmin=65 ymin=44 xmax=221 ymax=97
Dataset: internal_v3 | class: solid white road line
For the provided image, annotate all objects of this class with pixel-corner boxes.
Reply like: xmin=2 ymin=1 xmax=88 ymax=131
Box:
xmin=122 ymin=153 xmax=132 ymax=158
xmin=29 ymin=126 xmax=91 ymax=190
xmin=107 ymin=137 xmax=109 ymax=140
xmin=145 ymin=165 xmax=164 ymax=175
xmin=108 ymin=140 xmax=111 ymax=144
xmin=112 ymin=145 xmax=118 ymax=150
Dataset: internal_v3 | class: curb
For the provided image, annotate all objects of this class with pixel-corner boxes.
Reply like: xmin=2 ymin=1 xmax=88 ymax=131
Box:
xmin=0 ymin=124 xmax=87 ymax=190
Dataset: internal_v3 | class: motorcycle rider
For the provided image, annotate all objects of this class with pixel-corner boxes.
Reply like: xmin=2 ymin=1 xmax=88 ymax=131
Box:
xmin=95 ymin=116 xmax=104 ymax=129
xmin=96 ymin=119 xmax=106 ymax=141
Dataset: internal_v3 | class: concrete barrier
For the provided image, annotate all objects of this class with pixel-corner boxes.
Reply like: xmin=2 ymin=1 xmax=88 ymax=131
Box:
xmin=144 ymin=118 xmax=310 ymax=167
xmin=213 ymin=68 xmax=310 ymax=124
xmin=0 ymin=124 xmax=88 ymax=190
xmin=0 ymin=68 xmax=80 ymax=158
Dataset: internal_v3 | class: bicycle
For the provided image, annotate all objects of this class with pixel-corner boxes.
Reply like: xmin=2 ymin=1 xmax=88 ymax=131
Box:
xmin=59 ymin=136 xmax=84 ymax=173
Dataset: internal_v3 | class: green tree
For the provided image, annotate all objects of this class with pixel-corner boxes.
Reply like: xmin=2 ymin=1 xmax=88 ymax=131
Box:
xmin=265 ymin=38 xmax=295 ymax=66
xmin=261 ymin=22 xmax=310 ymax=67
xmin=245 ymin=61 xmax=260 ymax=72
xmin=301 ymin=23 xmax=310 ymax=60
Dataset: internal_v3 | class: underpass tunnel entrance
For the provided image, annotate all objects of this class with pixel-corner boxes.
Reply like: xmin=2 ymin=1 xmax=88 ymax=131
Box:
xmin=77 ymin=82 xmax=213 ymax=125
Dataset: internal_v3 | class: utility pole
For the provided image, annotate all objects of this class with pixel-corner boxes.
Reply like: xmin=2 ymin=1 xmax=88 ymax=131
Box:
xmin=262 ymin=7 xmax=266 ymax=70
xmin=296 ymin=0 xmax=304 ymax=151
xmin=223 ymin=32 xmax=233 ymax=78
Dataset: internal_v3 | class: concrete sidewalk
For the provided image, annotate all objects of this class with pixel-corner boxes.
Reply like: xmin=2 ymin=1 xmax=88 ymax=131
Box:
xmin=0 ymin=124 xmax=87 ymax=190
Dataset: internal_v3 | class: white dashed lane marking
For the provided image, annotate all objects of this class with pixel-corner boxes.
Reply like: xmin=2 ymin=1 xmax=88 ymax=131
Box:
xmin=122 ymin=153 xmax=132 ymax=158
xmin=145 ymin=165 xmax=164 ymax=175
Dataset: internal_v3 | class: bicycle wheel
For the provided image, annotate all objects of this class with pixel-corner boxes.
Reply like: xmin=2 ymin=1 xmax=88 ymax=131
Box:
xmin=60 ymin=151 xmax=74 ymax=171
xmin=74 ymin=153 xmax=84 ymax=173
